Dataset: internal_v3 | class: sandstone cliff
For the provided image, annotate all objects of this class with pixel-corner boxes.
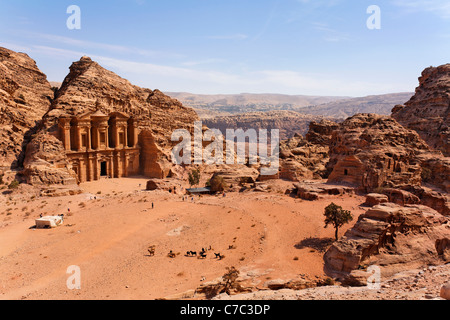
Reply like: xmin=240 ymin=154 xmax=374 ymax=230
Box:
xmin=23 ymin=55 xmax=199 ymax=187
xmin=327 ymin=113 xmax=431 ymax=192
xmin=0 ymin=47 xmax=53 ymax=174
xmin=392 ymin=64 xmax=450 ymax=156
xmin=278 ymin=120 xmax=337 ymax=181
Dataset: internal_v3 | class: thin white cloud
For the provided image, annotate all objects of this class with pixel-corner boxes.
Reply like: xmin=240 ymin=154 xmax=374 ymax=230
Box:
xmin=393 ymin=0 xmax=450 ymax=19
xmin=311 ymin=22 xmax=350 ymax=42
xmin=22 ymin=32 xmax=185 ymax=59
xmin=181 ymin=58 xmax=227 ymax=67
xmin=0 ymin=42 xmax=31 ymax=53
xmin=206 ymin=34 xmax=248 ymax=40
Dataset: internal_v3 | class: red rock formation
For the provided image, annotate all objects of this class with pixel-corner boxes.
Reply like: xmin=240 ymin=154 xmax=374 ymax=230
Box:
xmin=24 ymin=55 xmax=199 ymax=187
xmin=392 ymin=64 xmax=450 ymax=156
xmin=324 ymin=203 xmax=450 ymax=281
xmin=327 ymin=114 xmax=431 ymax=192
xmin=0 ymin=47 xmax=53 ymax=173
xmin=278 ymin=120 xmax=337 ymax=181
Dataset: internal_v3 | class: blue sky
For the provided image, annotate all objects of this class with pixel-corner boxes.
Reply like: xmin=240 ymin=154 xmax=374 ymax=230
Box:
xmin=0 ymin=0 xmax=449 ymax=96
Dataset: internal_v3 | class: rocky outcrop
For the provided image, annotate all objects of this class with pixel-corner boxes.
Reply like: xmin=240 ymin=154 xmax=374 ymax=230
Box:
xmin=293 ymin=182 xmax=354 ymax=201
xmin=392 ymin=185 xmax=450 ymax=216
xmin=23 ymin=55 xmax=199 ymax=186
xmin=209 ymin=165 xmax=260 ymax=192
xmin=0 ymin=47 xmax=53 ymax=173
xmin=392 ymin=64 xmax=450 ymax=156
xmin=364 ymin=193 xmax=389 ymax=206
xmin=327 ymin=114 xmax=431 ymax=192
xmin=305 ymin=119 xmax=339 ymax=146
xmin=22 ymin=134 xmax=77 ymax=186
xmin=324 ymin=203 xmax=450 ymax=281
xmin=362 ymin=185 xmax=450 ymax=216
xmin=278 ymin=120 xmax=337 ymax=181
xmin=416 ymin=153 xmax=450 ymax=193
xmin=146 ymin=179 xmax=184 ymax=194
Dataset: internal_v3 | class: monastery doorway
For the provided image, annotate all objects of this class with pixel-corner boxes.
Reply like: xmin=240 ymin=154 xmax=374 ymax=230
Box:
xmin=100 ymin=161 xmax=108 ymax=177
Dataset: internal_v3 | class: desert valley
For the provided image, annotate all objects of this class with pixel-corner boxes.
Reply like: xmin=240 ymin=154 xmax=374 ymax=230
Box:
xmin=0 ymin=46 xmax=449 ymax=301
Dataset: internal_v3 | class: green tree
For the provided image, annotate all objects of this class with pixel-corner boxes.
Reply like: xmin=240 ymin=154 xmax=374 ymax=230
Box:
xmin=324 ymin=203 xmax=353 ymax=241
xmin=188 ymin=168 xmax=201 ymax=187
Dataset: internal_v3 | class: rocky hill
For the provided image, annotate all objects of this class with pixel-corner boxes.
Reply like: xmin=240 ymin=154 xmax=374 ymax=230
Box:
xmin=392 ymin=64 xmax=450 ymax=157
xmin=0 ymin=47 xmax=53 ymax=174
xmin=22 ymin=55 xmax=199 ymax=189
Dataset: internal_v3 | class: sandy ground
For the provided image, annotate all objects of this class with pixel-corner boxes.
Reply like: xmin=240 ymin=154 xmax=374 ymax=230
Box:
xmin=0 ymin=176 xmax=367 ymax=300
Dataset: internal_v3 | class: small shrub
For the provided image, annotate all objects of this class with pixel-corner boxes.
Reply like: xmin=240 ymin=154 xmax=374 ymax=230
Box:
xmin=8 ymin=180 xmax=20 ymax=190
xmin=188 ymin=168 xmax=201 ymax=187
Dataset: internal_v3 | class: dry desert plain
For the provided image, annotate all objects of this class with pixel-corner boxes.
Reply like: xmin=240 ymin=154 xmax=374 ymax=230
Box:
xmin=0 ymin=176 xmax=368 ymax=300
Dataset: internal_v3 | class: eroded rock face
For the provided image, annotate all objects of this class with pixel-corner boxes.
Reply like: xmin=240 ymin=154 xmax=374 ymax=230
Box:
xmin=22 ymin=134 xmax=77 ymax=186
xmin=392 ymin=64 xmax=450 ymax=157
xmin=324 ymin=203 xmax=450 ymax=281
xmin=210 ymin=165 xmax=260 ymax=192
xmin=0 ymin=47 xmax=53 ymax=171
xmin=365 ymin=193 xmax=389 ymax=206
xmin=24 ymin=55 xmax=199 ymax=186
xmin=416 ymin=153 xmax=450 ymax=193
xmin=279 ymin=120 xmax=337 ymax=181
xmin=327 ymin=114 xmax=431 ymax=192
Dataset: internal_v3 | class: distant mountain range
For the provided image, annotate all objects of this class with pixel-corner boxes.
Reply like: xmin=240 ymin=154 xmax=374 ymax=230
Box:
xmin=166 ymin=92 xmax=414 ymax=119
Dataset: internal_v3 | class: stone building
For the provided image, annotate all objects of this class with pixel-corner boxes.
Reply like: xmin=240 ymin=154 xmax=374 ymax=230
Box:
xmin=58 ymin=111 xmax=140 ymax=183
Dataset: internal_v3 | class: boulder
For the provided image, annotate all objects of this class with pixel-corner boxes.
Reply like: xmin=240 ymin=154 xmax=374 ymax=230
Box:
xmin=146 ymin=179 xmax=183 ymax=194
xmin=441 ymin=282 xmax=450 ymax=300
xmin=435 ymin=238 xmax=450 ymax=261
xmin=365 ymin=193 xmax=389 ymax=206
xmin=383 ymin=188 xmax=421 ymax=206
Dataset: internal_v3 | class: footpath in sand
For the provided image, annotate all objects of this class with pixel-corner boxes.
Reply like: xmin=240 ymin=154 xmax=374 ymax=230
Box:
xmin=0 ymin=177 xmax=366 ymax=300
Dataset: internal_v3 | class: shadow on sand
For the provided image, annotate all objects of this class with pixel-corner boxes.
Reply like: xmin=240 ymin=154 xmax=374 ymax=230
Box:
xmin=294 ymin=237 xmax=335 ymax=253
